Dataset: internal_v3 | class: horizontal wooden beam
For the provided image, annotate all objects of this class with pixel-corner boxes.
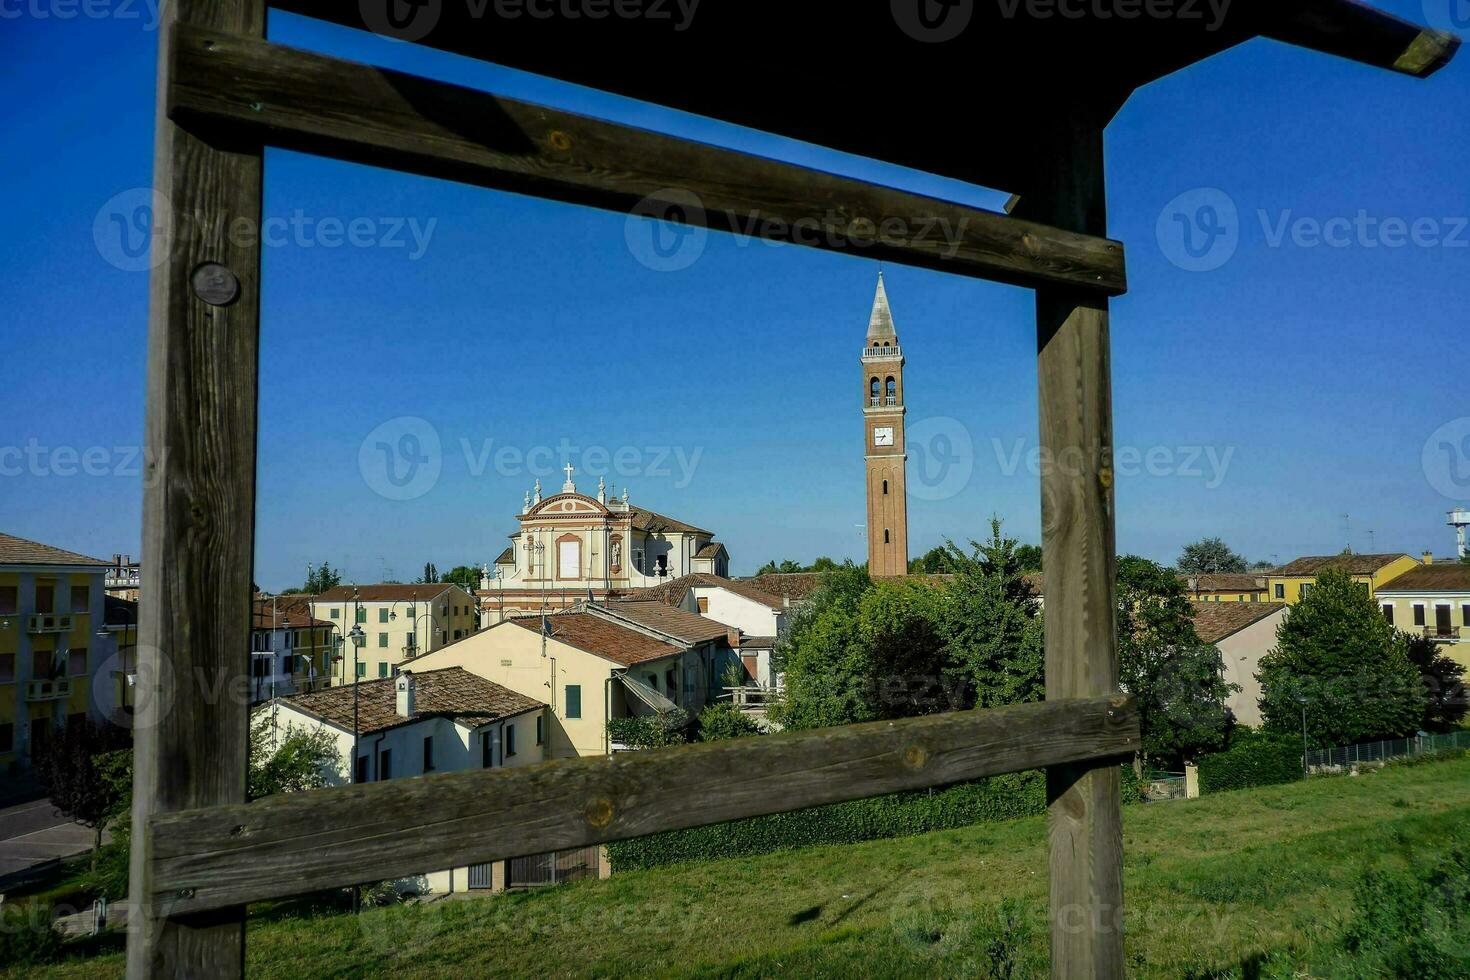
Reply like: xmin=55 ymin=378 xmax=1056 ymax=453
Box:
xmin=166 ymin=25 xmax=1127 ymax=295
xmin=147 ymin=694 xmax=1137 ymax=915
xmin=1264 ymin=0 xmax=1459 ymax=78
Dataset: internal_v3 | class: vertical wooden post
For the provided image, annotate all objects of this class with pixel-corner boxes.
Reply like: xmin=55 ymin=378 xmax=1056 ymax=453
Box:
xmin=128 ymin=0 xmax=265 ymax=976
xmin=1021 ymin=113 xmax=1125 ymax=979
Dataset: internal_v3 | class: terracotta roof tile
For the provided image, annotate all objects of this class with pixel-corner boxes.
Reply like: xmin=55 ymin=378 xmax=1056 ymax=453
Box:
xmin=1374 ymin=564 xmax=1470 ymax=592
xmin=633 ymin=573 xmax=790 ymax=611
xmin=510 ymin=612 xmax=684 ymax=666
xmin=1274 ymin=553 xmax=1413 ymax=577
xmin=0 ymin=532 xmax=109 ymax=567
xmin=628 ymin=507 xmax=711 ymax=536
xmin=315 ymin=584 xmax=457 ymax=603
xmin=1180 ymin=573 xmax=1267 ymax=592
xmin=742 ymin=573 xmax=825 ymax=602
xmin=600 ymin=601 xmax=731 ymax=645
xmin=252 ymin=596 xmax=331 ymax=630
xmin=1189 ymin=601 xmax=1286 ymax=644
xmin=279 ymin=666 xmax=542 ymax=735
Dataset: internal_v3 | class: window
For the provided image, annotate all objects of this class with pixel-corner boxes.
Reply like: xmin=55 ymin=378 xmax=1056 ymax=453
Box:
xmin=885 ymin=377 xmax=897 ymax=405
xmin=565 ymin=684 xmax=582 ymax=719
xmin=329 ymin=607 xmax=340 ymax=619
xmin=422 ymin=736 xmax=434 ymax=771
xmin=0 ymin=723 xmax=11 ymax=753
xmin=536 ymin=714 xmax=544 ymax=745
xmin=481 ymin=731 xmax=494 ymax=767
xmin=356 ymin=662 xmax=366 ymax=678
xmin=1463 ymin=605 xmax=1470 ymax=628
xmin=504 ymin=723 xmax=517 ymax=757
xmin=884 ymin=529 xmax=890 ymax=544
xmin=1381 ymin=604 xmax=1394 ymax=625
xmin=666 ymin=668 xmax=676 ymax=696
xmin=646 ymin=673 xmax=658 ymax=691
xmin=355 ymin=608 xmax=367 ymax=624
xmin=882 ymin=479 xmax=888 ymax=495
xmin=0 ymin=654 xmax=12 ymax=683
xmin=379 ymin=608 xmax=389 ymax=623
xmin=35 ymin=584 xmax=54 ymax=614
xmin=378 ymin=662 xmax=389 ymax=678
xmin=697 ymin=597 xmax=710 ymax=614
xmin=1299 ymin=584 xmax=1312 ymax=599
xmin=869 ymin=377 xmax=880 ymax=405
xmin=0 ymin=586 xmax=15 ymax=614
xmin=378 ymin=632 xmax=388 ymax=648
xmin=1413 ymin=605 xmax=1426 ymax=627
xmin=378 ymin=749 xmax=392 ymax=781
xmin=33 ymin=650 xmax=52 ymax=679
xmin=1274 ymin=584 xmax=1285 ymax=599
xmin=68 ymin=649 xmax=87 ymax=677
xmin=70 ymin=585 xmax=89 ymax=613
xmin=354 ymin=755 xmax=369 ymax=784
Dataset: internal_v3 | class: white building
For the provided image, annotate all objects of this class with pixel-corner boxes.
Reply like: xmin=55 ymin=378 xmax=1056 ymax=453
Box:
xmin=263 ymin=666 xmax=547 ymax=894
xmin=633 ymin=573 xmax=804 ymax=688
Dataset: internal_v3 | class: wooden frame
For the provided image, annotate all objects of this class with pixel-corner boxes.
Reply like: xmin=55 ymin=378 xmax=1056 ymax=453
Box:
xmin=129 ymin=2 xmax=1454 ymax=977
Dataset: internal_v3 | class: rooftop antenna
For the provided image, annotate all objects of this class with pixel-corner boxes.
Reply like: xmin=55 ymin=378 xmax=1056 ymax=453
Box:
xmin=1367 ymin=529 xmax=1376 ymax=553
xmin=1340 ymin=513 xmax=1352 ymax=553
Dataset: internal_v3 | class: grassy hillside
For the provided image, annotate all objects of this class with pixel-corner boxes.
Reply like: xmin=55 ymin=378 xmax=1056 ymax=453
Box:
xmin=17 ymin=756 xmax=1470 ymax=978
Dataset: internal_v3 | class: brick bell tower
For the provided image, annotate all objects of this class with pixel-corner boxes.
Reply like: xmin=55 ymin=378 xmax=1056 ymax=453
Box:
xmin=862 ymin=272 xmax=909 ymax=576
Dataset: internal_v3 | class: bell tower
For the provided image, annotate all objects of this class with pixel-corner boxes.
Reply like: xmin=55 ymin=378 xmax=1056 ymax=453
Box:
xmin=862 ymin=272 xmax=909 ymax=576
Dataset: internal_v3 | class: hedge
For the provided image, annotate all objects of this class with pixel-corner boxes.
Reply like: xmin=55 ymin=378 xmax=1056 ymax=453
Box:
xmin=1196 ymin=735 xmax=1303 ymax=793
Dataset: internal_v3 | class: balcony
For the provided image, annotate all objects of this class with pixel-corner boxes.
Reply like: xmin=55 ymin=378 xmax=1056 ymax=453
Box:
xmin=1421 ymin=625 xmax=1467 ymax=643
xmin=25 ymin=678 xmax=72 ymax=701
xmin=861 ymin=346 xmax=902 ymax=360
xmin=27 ymin=613 xmax=76 ymax=634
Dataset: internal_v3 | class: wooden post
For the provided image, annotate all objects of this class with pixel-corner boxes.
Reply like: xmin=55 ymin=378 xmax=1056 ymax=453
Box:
xmin=1021 ymin=113 xmax=1125 ymax=979
xmin=128 ymin=0 xmax=265 ymax=976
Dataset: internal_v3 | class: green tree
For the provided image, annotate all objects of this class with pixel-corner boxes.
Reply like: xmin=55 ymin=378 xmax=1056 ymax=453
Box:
xmin=911 ymin=546 xmax=955 ymax=575
xmin=937 ymin=521 xmax=1045 ymax=710
xmin=809 ymin=556 xmax=838 ymax=572
xmin=1401 ymin=631 xmax=1468 ymax=732
xmin=31 ymin=721 xmax=130 ymax=868
xmin=1014 ymin=543 xmax=1043 ymax=573
xmin=1116 ymin=557 xmax=1236 ymax=767
xmin=697 ymin=703 xmax=761 ymax=741
xmin=1177 ymin=537 xmax=1248 ymax=574
xmin=418 ymin=562 xmax=439 ymax=585
xmin=248 ymin=714 xmax=341 ymax=799
xmin=770 ymin=563 xmax=874 ymax=730
xmin=1258 ymin=568 xmax=1426 ymax=748
xmin=441 ymin=565 xmax=480 ymax=590
xmin=301 ymin=561 xmax=342 ymax=594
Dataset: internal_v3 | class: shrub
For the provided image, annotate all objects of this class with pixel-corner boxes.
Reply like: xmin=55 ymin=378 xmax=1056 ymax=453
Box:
xmin=696 ymin=703 xmax=760 ymax=742
xmin=606 ymin=710 xmax=692 ymax=749
xmin=0 ymin=913 xmax=64 ymax=968
xmin=1197 ymin=731 xmax=1302 ymax=793
xmin=1332 ymin=839 xmax=1470 ymax=978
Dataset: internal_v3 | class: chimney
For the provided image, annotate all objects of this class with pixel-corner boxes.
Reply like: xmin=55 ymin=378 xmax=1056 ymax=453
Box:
xmin=783 ymin=595 xmax=790 ymax=608
xmin=395 ymin=671 xmax=415 ymax=717
xmin=1423 ymin=552 xmax=1434 ymax=566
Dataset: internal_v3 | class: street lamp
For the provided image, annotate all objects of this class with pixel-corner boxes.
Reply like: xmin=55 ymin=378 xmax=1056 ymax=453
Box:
xmin=388 ymin=592 xmax=421 ymax=660
xmin=1298 ymin=695 xmax=1309 ymax=777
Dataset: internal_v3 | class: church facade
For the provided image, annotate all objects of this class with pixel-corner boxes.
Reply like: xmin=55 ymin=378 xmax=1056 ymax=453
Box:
xmin=477 ymin=469 xmax=729 ymax=622
xmin=862 ymin=272 xmax=910 ymax=576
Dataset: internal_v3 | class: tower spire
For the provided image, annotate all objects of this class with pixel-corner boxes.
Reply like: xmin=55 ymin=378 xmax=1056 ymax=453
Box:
xmin=867 ymin=270 xmax=898 ymax=344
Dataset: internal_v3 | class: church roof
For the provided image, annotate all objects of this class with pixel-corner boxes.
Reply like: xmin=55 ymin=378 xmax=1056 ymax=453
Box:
xmin=628 ymin=506 xmax=711 ymax=537
xmin=494 ymin=547 xmax=514 ymax=565
xmin=866 ymin=272 xmax=897 ymax=343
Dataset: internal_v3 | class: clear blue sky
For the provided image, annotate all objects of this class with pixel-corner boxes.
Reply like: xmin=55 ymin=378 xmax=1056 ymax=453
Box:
xmin=2 ymin=4 xmax=1467 ymax=589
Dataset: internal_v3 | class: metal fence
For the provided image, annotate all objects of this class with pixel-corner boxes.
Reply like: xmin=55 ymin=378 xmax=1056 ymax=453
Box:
xmin=1306 ymin=730 xmax=1470 ymax=770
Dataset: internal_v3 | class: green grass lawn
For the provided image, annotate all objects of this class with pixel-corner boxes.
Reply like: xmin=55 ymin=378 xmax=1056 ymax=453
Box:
xmin=16 ymin=757 xmax=1470 ymax=978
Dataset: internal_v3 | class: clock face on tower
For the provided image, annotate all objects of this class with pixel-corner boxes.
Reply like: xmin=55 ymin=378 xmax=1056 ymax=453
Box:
xmin=873 ymin=426 xmax=894 ymax=447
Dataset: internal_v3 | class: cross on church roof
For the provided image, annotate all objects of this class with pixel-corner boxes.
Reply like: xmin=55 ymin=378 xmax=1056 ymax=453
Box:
xmin=562 ymin=461 xmax=576 ymax=493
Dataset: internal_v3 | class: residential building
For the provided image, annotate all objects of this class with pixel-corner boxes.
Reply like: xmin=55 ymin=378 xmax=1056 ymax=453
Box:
xmin=1375 ymin=561 xmax=1470 ymax=670
xmin=862 ymin=272 xmax=910 ymax=577
xmin=263 ymin=666 xmax=547 ymax=894
xmin=413 ymin=602 xmax=732 ymax=758
xmin=103 ymin=553 xmax=140 ymax=602
xmin=476 ymin=471 xmax=729 ymax=624
xmin=1263 ymin=552 xmax=1421 ymax=604
xmin=96 ymin=595 xmax=138 ymax=727
xmin=0 ymin=532 xmax=115 ymax=771
xmin=1181 ymin=573 xmax=1269 ymax=603
xmin=1190 ymin=601 xmax=1288 ymax=728
xmin=635 ymin=573 xmax=801 ymax=687
xmin=310 ymin=584 xmax=479 ymax=684
xmin=250 ymin=596 xmax=334 ymax=702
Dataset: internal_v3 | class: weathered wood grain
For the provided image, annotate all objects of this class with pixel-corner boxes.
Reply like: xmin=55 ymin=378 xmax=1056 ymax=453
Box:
xmin=1023 ymin=112 xmax=1126 ymax=980
xmin=145 ymin=695 xmax=1137 ymax=916
xmin=127 ymin=4 xmax=265 ymax=979
xmin=166 ymin=25 xmax=1127 ymax=296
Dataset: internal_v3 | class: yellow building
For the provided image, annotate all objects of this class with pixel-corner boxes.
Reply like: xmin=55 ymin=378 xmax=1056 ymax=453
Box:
xmin=1180 ymin=573 xmax=1270 ymax=603
xmin=0 ymin=532 xmax=114 ymax=772
xmin=1264 ymin=553 xmax=1421 ymax=605
xmin=311 ymin=584 xmax=480 ymax=685
xmin=1374 ymin=562 xmax=1470 ymax=671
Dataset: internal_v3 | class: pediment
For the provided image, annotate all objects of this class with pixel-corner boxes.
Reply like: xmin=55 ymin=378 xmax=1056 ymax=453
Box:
xmin=526 ymin=493 xmax=610 ymax=519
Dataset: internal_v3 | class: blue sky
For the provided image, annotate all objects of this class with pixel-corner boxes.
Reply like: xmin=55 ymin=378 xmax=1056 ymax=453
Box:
xmin=2 ymin=3 xmax=1467 ymax=589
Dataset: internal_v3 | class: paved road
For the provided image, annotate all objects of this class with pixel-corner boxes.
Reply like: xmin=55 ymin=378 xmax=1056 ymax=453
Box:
xmin=0 ymin=799 xmax=102 ymax=881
